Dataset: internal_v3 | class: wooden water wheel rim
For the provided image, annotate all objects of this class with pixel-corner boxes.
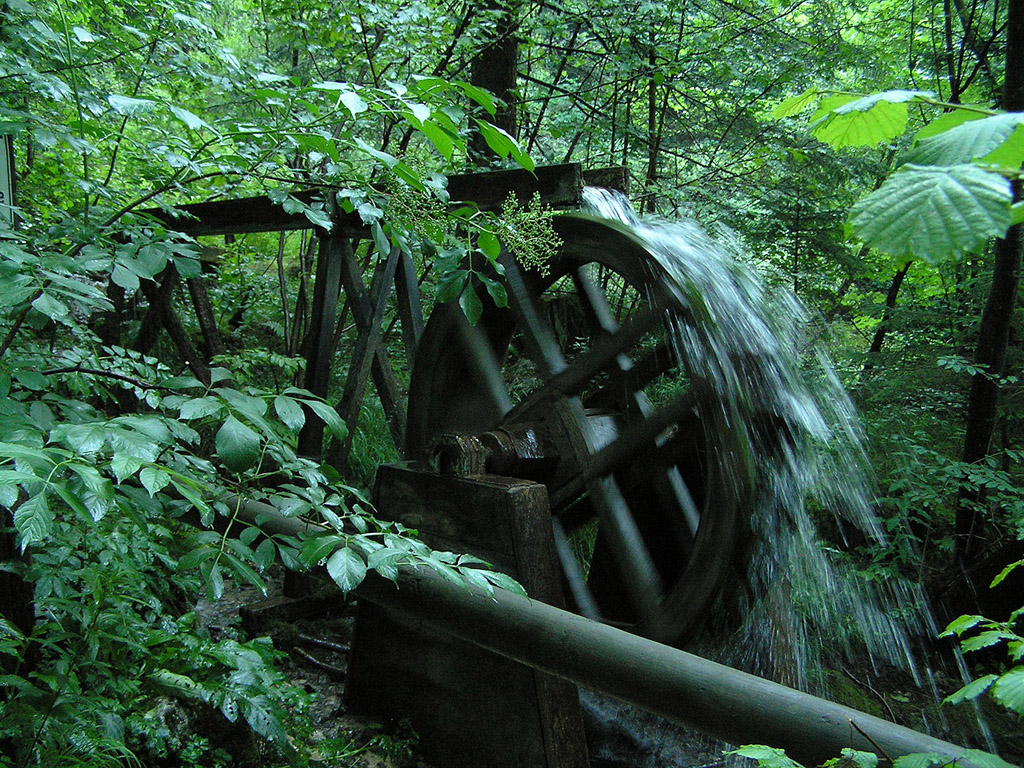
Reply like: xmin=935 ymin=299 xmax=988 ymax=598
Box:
xmin=407 ymin=214 xmax=753 ymax=646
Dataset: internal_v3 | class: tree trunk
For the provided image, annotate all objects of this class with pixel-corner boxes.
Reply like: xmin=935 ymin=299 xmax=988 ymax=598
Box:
xmin=955 ymin=0 xmax=1024 ymax=563
xmin=863 ymin=261 xmax=912 ymax=371
xmin=469 ymin=0 xmax=519 ymax=163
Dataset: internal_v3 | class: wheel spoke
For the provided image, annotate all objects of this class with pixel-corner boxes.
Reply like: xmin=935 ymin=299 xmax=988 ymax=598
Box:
xmin=550 ymin=389 xmax=698 ymax=508
xmin=586 ymin=474 xmax=664 ymax=622
xmin=572 ymin=267 xmax=618 ymax=334
xmin=500 ymin=252 xmax=567 ymax=376
xmin=505 ymin=308 xmax=660 ymax=421
xmin=551 ymin=517 xmax=601 ymax=621
xmin=454 ymin=318 xmax=513 ymax=420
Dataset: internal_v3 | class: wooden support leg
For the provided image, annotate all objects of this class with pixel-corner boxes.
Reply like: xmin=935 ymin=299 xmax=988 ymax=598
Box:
xmin=328 ymin=246 xmax=400 ymax=469
xmin=395 ymin=250 xmax=424 ymax=364
xmin=135 ymin=269 xmax=211 ymax=385
xmin=334 ymin=244 xmax=407 ymax=459
xmin=346 ymin=465 xmax=589 ymax=768
xmin=297 ymin=233 xmax=347 ymax=459
xmin=185 ymin=275 xmax=224 ymax=360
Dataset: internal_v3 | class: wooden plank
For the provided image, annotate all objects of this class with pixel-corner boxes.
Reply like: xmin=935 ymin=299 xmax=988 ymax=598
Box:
xmin=582 ymin=165 xmax=629 ymax=195
xmin=141 ymin=164 xmax=584 ymax=238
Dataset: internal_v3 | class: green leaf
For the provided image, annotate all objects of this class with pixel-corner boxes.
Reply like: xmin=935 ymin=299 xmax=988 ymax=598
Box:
xmin=179 ymin=396 xmax=223 ymax=420
xmin=435 ymin=269 xmax=467 ymax=303
xmin=958 ymin=750 xmax=1020 ymax=768
xmin=457 ymin=81 xmax=496 ymax=115
xmin=960 ymin=630 xmax=1015 ymax=653
xmin=478 ymin=230 xmax=501 ymax=259
xmin=849 ymin=164 xmax=1013 ymax=263
xmin=215 ymin=415 xmax=261 ymax=473
xmin=405 ymin=101 xmax=431 ymax=123
xmin=915 ymin=108 xmax=987 ymax=140
xmin=981 ymin=124 xmax=1024 ymax=168
xmin=892 ymin=754 xmax=950 ymax=768
xmin=479 ymin=569 xmax=527 ymax=596
xmin=1011 ymin=202 xmax=1024 ymax=228
xmin=476 ymin=121 xmax=534 ymax=171
xmin=904 ymin=114 xmax=1024 ymax=167
xmin=301 ymin=398 xmax=347 ymax=440
xmin=31 ymin=292 xmax=69 ymax=320
xmin=371 ymin=222 xmax=391 ymax=256
xmin=942 ymin=614 xmax=985 ymax=636
xmin=944 ymin=674 xmax=997 ymax=704
xmin=326 ymin=547 xmax=367 ymax=593
xmin=239 ymin=695 xmax=288 ymax=743
xmin=273 ymin=395 xmax=305 ymax=431
xmin=254 ymin=538 xmax=276 ymax=571
xmin=107 ymin=94 xmax=157 ymax=115
xmin=168 ymin=105 xmax=209 ymax=131
xmin=149 ymin=669 xmax=207 ymax=701
xmin=340 ymin=90 xmax=368 ymax=117
xmin=111 ymin=453 xmax=143 ymax=482
xmin=772 ymin=89 xmax=822 ymax=118
xmin=13 ymin=492 xmax=51 ymax=548
xmin=992 ymin=559 xmax=1024 ymax=587
xmin=728 ymin=745 xmax=805 ymax=768
xmin=139 ymin=466 xmax=171 ymax=497
xmin=834 ymin=90 xmax=929 ymax=113
xmin=459 ymin=284 xmax=482 ymax=326
xmin=991 ymin=667 xmax=1024 ymax=714
xmin=301 ymin=533 xmax=345 ymax=566
xmin=418 ymin=120 xmax=455 ymax=161
xmin=823 ymin=749 xmax=878 ymax=768
xmin=69 ymin=464 xmax=113 ymax=521
xmin=812 ymin=97 xmax=909 ymax=148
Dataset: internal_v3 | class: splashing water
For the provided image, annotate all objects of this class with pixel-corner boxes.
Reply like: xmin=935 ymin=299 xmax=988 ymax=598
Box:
xmin=579 ymin=188 xmax=977 ymax=759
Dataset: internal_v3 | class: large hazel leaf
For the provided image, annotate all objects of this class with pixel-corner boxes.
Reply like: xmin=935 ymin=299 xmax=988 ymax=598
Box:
xmin=215 ymin=415 xmax=261 ymax=473
xmin=849 ymin=164 xmax=1013 ymax=263
xmin=904 ymin=113 xmax=1024 ymax=167
xmin=811 ymin=95 xmax=910 ymax=148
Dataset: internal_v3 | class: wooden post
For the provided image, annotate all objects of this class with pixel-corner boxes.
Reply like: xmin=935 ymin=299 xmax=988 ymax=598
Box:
xmin=345 ymin=464 xmax=589 ymax=768
xmin=297 ymin=232 xmax=346 ymax=458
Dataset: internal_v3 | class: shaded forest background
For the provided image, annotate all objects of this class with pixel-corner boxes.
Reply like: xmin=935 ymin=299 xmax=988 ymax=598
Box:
xmin=1 ymin=0 xmax=1024 ymax=765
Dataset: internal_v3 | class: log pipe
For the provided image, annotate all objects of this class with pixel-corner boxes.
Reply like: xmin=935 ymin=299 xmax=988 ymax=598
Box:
xmin=216 ymin=497 xmax=981 ymax=768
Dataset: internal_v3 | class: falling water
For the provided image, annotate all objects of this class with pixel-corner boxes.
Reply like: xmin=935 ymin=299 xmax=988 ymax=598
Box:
xmin=578 ymin=188 xmax=990 ymax=763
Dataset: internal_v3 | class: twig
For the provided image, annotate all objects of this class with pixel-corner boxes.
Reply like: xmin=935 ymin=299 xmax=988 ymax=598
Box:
xmin=40 ymin=365 xmax=166 ymax=391
xmin=843 ymin=666 xmax=898 ymax=722
xmin=850 ymin=719 xmax=895 ymax=766
xmin=297 ymin=633 xmax=350 ymax=654
xmin=292 ymin=646 xmax=346 ymax=678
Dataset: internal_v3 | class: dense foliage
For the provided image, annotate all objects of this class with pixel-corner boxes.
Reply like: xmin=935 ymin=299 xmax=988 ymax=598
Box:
xmin=1 ymin=0 xmax=1023 ymax=764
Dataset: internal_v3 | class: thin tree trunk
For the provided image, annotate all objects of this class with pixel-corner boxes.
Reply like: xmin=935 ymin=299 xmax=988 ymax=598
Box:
xmin=863 ymin=261 xmax=913 ymax=371
xmin=186 ymin=276 xmax=224 ymax=360
xmin=955 ymin=0 xmax=1024 ymax=562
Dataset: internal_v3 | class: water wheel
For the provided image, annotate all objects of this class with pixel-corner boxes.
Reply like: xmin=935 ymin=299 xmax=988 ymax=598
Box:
xmin=406 ymin=214 xmax=754 ymax=646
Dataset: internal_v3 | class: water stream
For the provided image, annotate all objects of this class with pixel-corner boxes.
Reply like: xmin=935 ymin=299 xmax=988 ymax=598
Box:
xmin=578 ymin=188 xmax=993 ymax=764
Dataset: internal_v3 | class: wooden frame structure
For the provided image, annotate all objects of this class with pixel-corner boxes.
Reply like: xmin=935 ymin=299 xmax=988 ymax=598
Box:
xmin=142 ymin=163 xmax=626 ymax=466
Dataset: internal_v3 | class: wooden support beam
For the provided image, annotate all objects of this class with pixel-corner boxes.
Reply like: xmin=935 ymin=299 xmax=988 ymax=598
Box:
xmin=331 ymin=244 xmax=401 ymax=468
xmin=329 ymin=244 xmax=406 ymax=465
xmin=141 ymin=164 xmax=584 ymax=239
